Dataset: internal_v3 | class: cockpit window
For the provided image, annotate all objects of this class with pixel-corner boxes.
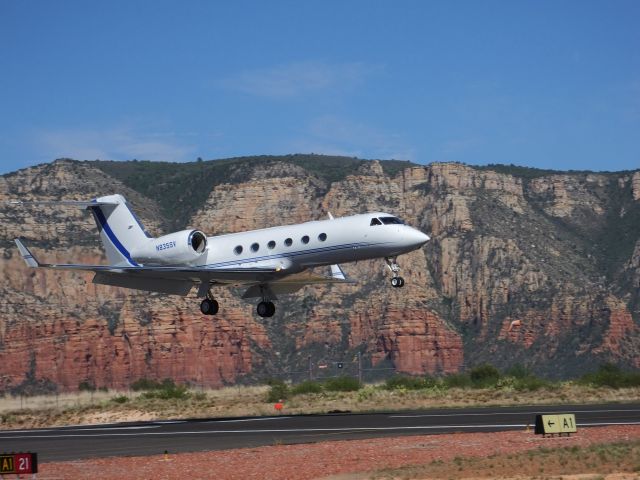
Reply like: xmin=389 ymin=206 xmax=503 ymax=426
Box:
xmin=380 ymin=216 xmax=404 ymax=225
xmin=370 ymin=218 xmax=382 ymax=226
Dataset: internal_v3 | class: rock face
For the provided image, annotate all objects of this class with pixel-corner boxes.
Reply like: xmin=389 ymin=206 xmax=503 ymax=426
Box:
xmin=1 ymin=157 xmax=639 ymax=392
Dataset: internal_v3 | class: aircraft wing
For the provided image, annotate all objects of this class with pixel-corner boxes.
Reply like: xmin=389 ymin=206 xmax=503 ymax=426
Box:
xmin=270 ymin=270 xmax=352 ymax=285
xmin=15 ymin=239 xmax=353 ymax=297
xmin=242 ymin=267 xmax=354 ymax=299
xmin=15 ymin=239 xmax=281 ymax=294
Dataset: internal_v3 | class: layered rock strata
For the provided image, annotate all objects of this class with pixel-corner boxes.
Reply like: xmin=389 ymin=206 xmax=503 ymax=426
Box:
xmin=1 ymin=157 xmax=639 ymax=392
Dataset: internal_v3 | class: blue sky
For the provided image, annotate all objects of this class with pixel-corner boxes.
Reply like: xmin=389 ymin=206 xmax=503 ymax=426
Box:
xmin=1 ymin=0 xmax=638 ymax=174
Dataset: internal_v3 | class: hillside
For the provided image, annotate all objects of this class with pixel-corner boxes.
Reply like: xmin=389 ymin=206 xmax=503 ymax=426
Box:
xmin=86 ymin=155 xmax=414 ymax=231
xmin=1 ymin=155 xmax=639 ymax=393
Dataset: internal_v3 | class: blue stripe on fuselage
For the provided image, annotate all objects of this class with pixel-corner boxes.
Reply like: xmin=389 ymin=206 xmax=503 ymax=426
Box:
xmin=201 ymin=241 xmax=389 ymax=269
xmin=54 ymin=241 xmax=394 ymax=271
xmin=91 ymin=206 xmax=139 ymax=267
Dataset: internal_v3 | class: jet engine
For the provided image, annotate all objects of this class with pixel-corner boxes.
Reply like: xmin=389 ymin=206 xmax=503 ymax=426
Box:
xmin=131 ymin=230 xmax=208 ymax=265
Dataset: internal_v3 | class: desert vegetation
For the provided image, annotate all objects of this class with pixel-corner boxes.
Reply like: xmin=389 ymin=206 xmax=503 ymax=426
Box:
xmin=0 ymin=363 xmax=638 ymax=430
xmin=265 ymin=363 xmax=640 ymax=402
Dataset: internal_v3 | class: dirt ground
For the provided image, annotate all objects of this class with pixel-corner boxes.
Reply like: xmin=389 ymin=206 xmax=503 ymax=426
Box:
xmin=37 ymin=425 xmax=640 ymax=480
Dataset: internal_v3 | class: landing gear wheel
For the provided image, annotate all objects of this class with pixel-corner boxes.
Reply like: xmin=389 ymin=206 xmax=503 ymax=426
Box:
xmin=386 ymin=256 xmax=405 ymax=288
xmin=200 ymin=298 xmax=219 ymax=315
xmin=257 ymin=301 xmax=276 ymax=318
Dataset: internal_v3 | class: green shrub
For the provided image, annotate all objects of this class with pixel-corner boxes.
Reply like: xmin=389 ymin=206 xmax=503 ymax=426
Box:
xmin=442 ymin=373 xmax=472 ymax=389
xmin=78 ymin=381 xmax=96 ymax=392
xmin=266 ymin=379 xmax=289 ymax=402
xmin=356 ymin=386 xmax=376 ymax=401
xmin=469 ymin=364 xmax=501 ymax=388
xmin=141 ymin=383 xmax=189 ymax=400
xmin=291 ymin=381 xmax=323 ymax=395
xmin=505 ymin=364 xmax=529 ymax=379
xmin=111 ymin=395 xmax=129 ymax=404
xmin=131 ymin=378 xmax=190 ymax=400
xmin=159 ymin=378 xmax=179 ymax=390
xmin=323 ymin=376 xmax=361 ymax=392
xmin=513 ymin=375 xmax=549 ymax=391
xmin=423 ymin=375 xmax=438 ymax=388
xmin=385 ymin=375 xmax=426 ymax=390
xmin=131 ymin=378 xmax=163 ymax=391
xmin=579 ymin=364 xmax=640 ymax=389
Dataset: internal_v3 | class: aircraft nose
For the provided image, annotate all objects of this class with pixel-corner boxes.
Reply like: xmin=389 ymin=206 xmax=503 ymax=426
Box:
xmin=407 ymin=228 xmax=430 ymax=248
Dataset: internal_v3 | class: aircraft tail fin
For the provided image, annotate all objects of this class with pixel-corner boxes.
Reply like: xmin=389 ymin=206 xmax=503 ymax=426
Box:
xmin=86 ymin=194 xmax=151 ymax=267
xmin=9 ymin=195 xmax=151 ymax=267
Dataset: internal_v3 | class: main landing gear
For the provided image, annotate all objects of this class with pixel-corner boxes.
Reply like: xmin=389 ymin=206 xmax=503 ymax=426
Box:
xmin=386 ymin=256 xmax=405 ymax=288
xmin=257 ymin=301 xmax=276 ymax=318
xmin=200 ymin=284 xmax=276 ymax=318
xmin=255 ymin=285 xmax=276 ymax=318
xmin=199 ymin=286 xmax=276 ymax=318
xmin=200 ymin=290 xmax=219 ymax=315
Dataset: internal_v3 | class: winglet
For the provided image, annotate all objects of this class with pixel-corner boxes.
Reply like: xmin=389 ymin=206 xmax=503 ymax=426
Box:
xmin=327 ymin=212 xmax=334 ymax=220
xmin=14 ymin=239 xmax=40 ymax=267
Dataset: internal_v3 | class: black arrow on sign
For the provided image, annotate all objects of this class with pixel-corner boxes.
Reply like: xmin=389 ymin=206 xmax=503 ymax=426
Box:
xmin=547 ymin=419 xmax=555 ymax=427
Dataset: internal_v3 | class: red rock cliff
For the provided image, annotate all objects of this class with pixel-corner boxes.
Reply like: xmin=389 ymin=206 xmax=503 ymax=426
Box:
xmin=1 ymin=157 xmax=639 ymax=391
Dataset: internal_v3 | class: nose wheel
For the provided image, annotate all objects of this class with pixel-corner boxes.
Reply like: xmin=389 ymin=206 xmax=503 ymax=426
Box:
xmin=386 ymin=256 xmax=405 ymax=288
xmin=257 ymin=301 xmax=276 ymax=318
xmin=200 ymin=289 xmax=219 ymax=315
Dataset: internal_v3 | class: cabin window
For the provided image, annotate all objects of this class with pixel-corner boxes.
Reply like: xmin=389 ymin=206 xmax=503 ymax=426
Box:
xmin=251 ymin=242 xmax=259 ymax=252
xmin=285 ymin=238 xmax=293 ymax=247
xmin=234 ymin=245 xmax=243 ymax=255
xmin=380 ymin=216 xmax=404 ymax=225
xmin=370 ymin=218 xmax=382 ymax=226
xmin=268 ymin=240 xmax=276 ymax=249
xmin=318 ymin=233 xmax=327 ymax=241
xmin=301 ymin=235 xmax=310 ymax=244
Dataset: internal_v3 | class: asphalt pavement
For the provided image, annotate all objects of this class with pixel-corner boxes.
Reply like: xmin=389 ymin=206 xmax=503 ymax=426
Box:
xmin=0 ymin=403 xmax=638 ymax=462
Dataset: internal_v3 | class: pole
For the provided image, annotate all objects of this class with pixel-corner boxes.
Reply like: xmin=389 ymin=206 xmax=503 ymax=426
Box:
xmin=357 ymin=351 xmax=362 ymax=384
xmin=308 ymin=355 xmax=312 ymax=381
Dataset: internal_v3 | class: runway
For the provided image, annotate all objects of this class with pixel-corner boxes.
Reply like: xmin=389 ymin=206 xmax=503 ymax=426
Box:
xmin=0 ymin=403 xmax=638 ymax=462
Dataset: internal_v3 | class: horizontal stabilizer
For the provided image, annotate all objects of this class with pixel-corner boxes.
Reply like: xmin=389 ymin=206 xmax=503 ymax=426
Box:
xmin=7 ymin=200 xmax=118 ymax=209
xmin=14 ymin=239 xmax=39 ymax=267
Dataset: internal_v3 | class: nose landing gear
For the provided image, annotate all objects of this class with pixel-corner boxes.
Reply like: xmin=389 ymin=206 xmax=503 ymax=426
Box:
xmin=386 ymin=256 xmax=405 ymax=288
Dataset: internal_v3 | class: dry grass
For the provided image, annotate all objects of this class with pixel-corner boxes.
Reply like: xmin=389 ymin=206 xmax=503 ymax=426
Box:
xmin=366 ymin=439 xmax=640 ymax=479
xmin=0 ymin=390 xmax=119 ymax=411
xmin=0 ymin=383 xmax=638 ymax=430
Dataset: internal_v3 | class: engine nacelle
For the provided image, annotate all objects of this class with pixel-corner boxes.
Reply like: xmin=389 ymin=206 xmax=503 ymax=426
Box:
xmin=130 ymin=229 xmax=208 ymax=265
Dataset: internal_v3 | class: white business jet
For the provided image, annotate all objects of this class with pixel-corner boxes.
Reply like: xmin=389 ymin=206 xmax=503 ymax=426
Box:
xmin=14 ymin=194 xmax=430 ymax=317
